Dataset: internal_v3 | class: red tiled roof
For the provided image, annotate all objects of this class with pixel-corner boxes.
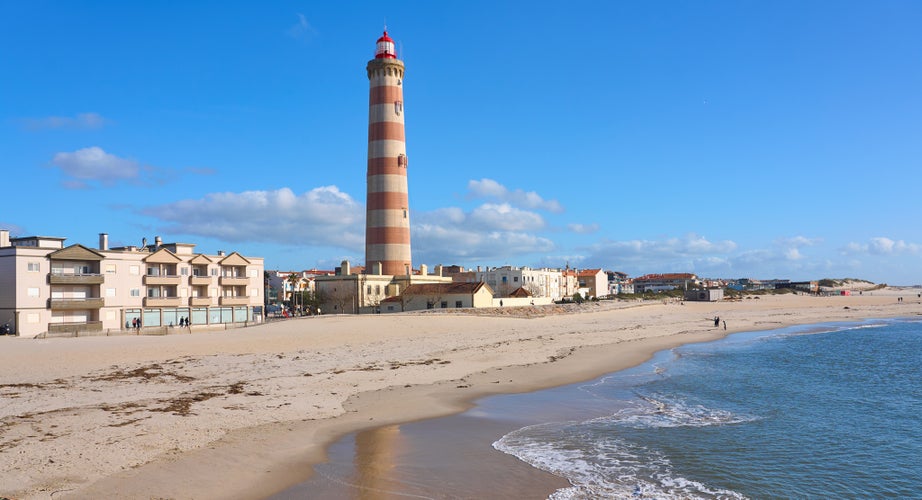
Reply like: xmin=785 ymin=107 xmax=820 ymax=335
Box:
xmin=402 ymin=282 xmax=488 ymax=296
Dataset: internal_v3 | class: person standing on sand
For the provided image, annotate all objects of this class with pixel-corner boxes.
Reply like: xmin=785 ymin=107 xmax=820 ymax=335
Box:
xmin=723 ymin=320 xmax=727 ymax=330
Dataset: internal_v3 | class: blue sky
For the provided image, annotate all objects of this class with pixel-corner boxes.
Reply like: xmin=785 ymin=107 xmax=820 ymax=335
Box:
xmin=3 ymin=1 xmax=921 ymax=284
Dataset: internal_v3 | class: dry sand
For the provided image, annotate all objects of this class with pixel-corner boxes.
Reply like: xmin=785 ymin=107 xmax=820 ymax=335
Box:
xmin=1 ymin=287 xmax=919 ymax=499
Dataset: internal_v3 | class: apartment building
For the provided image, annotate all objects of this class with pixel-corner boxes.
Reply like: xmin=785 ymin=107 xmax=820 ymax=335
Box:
xmin=0 ymin=230 xmax=264 ymax=337
xmin=473 ymin=266 xmax=565 ymax=299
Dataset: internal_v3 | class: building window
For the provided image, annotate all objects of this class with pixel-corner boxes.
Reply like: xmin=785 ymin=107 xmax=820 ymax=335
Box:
xmin=27 ymin=287 xmax=39 ymax=297
xmin=106 ymin=288 xmax=116 ymax=297
xmin=394 ymin=100 xmax=403 ymax=115
xmin=211 ymin=268 xmax=219 ymax=276
xmin=397 ymin=153 xmax=407 ymax=167
xmin=455 ymin=301 xmax=463 ymax=308
xmin=514 ymin=277 xmax=519 ymax=282
xmin=181 ymin=267 xmax=189 ymax=276
xmin=130 ymin=265 xmax=140 ymax=275
xmin=367 ymin=285 xmax=372 ymax=295
xmin=375 ymin=285 xmax=381 ymax=294
xmin=440 ymin=301 xmax=448 ymax=308
xmin=27 ymin=262 xmax=40 ymax=272
xmin=130 ymin=288 xmax=140 ymax=297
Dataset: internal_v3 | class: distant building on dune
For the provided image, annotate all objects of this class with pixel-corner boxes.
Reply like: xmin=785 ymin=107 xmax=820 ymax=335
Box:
xmin=684 ymin=288 xmax=724 ymax=302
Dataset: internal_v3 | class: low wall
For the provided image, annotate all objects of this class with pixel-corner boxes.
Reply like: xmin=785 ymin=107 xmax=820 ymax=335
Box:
xmin=492 ymin=297 xmax=554 ymax=308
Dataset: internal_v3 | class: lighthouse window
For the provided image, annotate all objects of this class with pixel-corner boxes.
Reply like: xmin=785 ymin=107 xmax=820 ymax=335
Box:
xmin=397 ymin=154 xmax=407 ymax=167
xmin=394 ymin=100 xmax=403 ymax=115
xmin=403 ymin=209 xmax=408 ymax=219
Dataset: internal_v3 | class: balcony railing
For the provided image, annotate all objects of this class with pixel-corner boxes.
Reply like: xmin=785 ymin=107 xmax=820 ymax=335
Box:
xmin=189 ymin=297 xmax=213 ymax=306
xmin=190 ymin=276 xmax=212 ymax=286
xmin=143 ymin=275 xmax=182 ymax=286
xmin=219 ymin=296 xmax=250 ymax=306
xmin=219 ymin=276 xmax=249 ymax=286
xmin=48 ymin=297 xmax=105 ymax=310
xmin=48 ymin=321 xmax=103 ymax=334
xmin=48 ymin=273 xmax=104 ymax=285
xmin=144 ymin=297 xmax=182 ymax=307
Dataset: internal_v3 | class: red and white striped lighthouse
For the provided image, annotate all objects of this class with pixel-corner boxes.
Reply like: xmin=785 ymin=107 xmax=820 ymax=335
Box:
xmin=365 ymin=30 xmax=411 ymax=276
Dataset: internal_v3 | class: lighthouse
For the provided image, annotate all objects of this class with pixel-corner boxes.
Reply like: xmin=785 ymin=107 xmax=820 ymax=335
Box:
xmin=365 ymin=30 xmax=411 ymax=276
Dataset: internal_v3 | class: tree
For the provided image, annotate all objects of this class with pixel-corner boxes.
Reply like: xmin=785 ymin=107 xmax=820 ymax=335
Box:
xmin=327 ymin=285 xmax=355 ymax=314
xmin=523 ymin=282 xmax=542 ymax=298
xmin=287 ymin=274 xmax=302 ymax=312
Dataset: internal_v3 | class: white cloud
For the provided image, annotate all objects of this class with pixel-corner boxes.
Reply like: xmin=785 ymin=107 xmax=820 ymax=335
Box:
xmin=21 ymin=112 xmax=108 ymax=130
xmin=467 ymin=178 xmax=564 ymax=213
xmin=410 ymin=202 xmax=554 ymax=263
xmin=287 ymin=13 xmax=317 ymax=40
xmin=52 ymin=147 xmax=140 ymax=187
xmin=142 ymin=186 xmax=364 ymax=249
xmin=843 ymin=237 xmax=922 ymax=255
xmin=469 ymin=203 xmax=545 ymax=231
xmin=577 ymin=233 xmax=739 ymax=275
xmin=412 ymin=224 xmax=555 ymax=264
xmin=568 ymin=223 xmax=599 ymax=234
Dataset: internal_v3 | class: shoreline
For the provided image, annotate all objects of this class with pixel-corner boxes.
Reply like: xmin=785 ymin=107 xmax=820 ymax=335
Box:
xmin=1 ymin=290 xmax=919 ymax=499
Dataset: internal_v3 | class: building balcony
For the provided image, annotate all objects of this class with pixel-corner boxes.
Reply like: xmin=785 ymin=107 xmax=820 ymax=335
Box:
xmin=48 ymin=321 xmax=103 ymax=334
xmin=219 ymin=276 xmax=249 ymax=286
xmin=144 ymin=275 xmax=182 ymax=286
xmin=48 ymin=273 xmax=104 ymax=285
xmin=144 ymin=297 xmax=182 ymax=307
xmin=189 ymin=297 xmax=213 ymax=306
xmin=219 ymin=296 xmax=250 ymax=306
xmin=49 ymin=297 xmax=105 ymax=310
xmin=190 ymin=276 xmax=212 ymax=286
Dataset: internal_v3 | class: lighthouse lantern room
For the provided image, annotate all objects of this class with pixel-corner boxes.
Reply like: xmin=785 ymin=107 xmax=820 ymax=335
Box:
xmin=375 ymin=31 xmax=396 ymax=59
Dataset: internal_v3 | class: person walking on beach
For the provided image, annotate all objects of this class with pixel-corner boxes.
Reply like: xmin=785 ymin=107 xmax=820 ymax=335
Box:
xmin=723 ymin=320 xmax=727 ymax=330
xmin=714 ymin=316 xmax=720 ymax=328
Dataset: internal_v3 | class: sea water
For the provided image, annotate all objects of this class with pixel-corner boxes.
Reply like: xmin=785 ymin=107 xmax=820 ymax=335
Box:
xmin=494 ymin=319 xmax=922 ymax=498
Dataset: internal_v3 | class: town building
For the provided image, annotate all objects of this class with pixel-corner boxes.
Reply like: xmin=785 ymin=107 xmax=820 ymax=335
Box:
xmin=379 ymin=281 xmax=494 ymax=313
xmin=684 ymin=288 xmax=725 ymax=302
xmin=0 ymin=230 xmax=264 ymax=337
xmin=265 ymin=268 xmax=334 ymax=311
xmin=576 ymin=268 xmax=608 ymax=299
xmin=633 ymin=273 xmax=700 ymax=293
xmin=314 ymin=261 xmax=451 ymax=314
xmin=471 ymin=266 xmax=564 ymax=299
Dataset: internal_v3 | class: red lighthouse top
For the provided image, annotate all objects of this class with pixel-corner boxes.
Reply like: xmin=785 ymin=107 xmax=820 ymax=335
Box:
xmin=375 ymin=30 xmax=396 ymax=59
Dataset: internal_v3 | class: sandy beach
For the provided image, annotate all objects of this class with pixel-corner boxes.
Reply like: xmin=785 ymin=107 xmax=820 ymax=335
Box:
xmin=1 ymin=287 xmax=919 ymax=499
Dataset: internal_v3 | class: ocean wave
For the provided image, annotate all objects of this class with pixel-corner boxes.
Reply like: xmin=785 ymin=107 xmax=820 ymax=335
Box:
xmin=600 ymin=393 xmax=760 ymax=429
xmin=493 ymin=422 xmax=747 ymax=500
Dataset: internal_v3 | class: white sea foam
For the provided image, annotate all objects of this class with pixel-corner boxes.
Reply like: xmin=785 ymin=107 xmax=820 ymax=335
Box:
xmin=494 ymin=415 xmax=748 ymax=500
xmin=603 ymin=393 xmax=760 ymax=429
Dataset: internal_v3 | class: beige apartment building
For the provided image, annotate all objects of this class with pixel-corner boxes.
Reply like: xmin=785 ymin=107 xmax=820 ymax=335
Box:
xmin=0 ymin=230 xmax=264 ymax=337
